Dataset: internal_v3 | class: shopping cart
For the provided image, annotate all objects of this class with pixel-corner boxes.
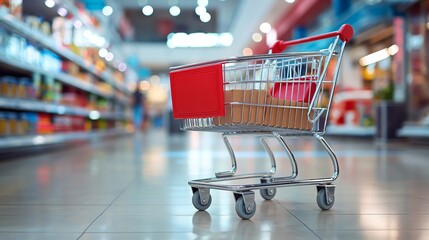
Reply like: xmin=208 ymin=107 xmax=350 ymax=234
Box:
xmin=169 ymin=24 xmax=353 ymax=219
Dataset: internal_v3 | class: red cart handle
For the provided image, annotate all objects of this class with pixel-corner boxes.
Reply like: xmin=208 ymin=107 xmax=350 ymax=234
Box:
xmin=271 ymin=24 xmax=354 ymax=54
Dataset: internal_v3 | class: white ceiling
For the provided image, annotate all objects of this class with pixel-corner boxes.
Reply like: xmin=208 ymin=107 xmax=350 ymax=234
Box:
xmin=113 ymin=0 xmax=293 ymax=70
xmin=108 ymin=0 xmax=241 ymax=33
xmin=116 ymin=0 xmax=235 ymax=9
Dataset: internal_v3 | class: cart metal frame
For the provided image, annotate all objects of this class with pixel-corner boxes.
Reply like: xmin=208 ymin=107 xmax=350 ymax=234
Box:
xmin=170 ymin=25 xmax=353 ymax=219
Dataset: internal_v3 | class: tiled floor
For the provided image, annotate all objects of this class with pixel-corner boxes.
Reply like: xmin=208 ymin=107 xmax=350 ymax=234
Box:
xmin=0 ymin=129 xmax=428 ymax=239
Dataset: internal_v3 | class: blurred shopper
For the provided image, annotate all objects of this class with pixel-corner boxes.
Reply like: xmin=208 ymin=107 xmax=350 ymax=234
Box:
xmin=133 ymin=88 xmax=144 ymax=130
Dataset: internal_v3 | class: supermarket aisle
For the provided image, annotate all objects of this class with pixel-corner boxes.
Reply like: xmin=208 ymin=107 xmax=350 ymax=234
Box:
xmin=0 ymin=130 xmax=428 ymax=240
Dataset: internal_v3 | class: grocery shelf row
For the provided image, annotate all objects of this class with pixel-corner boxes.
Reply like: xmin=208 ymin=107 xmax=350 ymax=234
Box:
xmin=0 ymin=97 xmax=130 ymax=121
xmin=0 ymin=54 xmax=129 ymax=105
xmin=0 ymin=4 xmax=133 ymax=150
xmin=0 ymin=9 xmax=129 ymax=95
xmin=326 ymin=125 xmax=375 ymax=137
xmin=0 ymin=128 xmax=132 ymax=152
xmin=398 ymin=124 xmax=429 ymax=138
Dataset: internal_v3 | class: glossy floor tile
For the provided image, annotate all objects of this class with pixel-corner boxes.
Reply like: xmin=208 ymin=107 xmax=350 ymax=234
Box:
xmin=0 ymin=129 xmax=428 ymax=239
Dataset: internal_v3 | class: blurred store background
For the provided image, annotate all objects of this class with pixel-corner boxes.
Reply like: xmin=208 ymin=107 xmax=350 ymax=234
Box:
xmin=0 ymin=0 xmax=429 ymax=154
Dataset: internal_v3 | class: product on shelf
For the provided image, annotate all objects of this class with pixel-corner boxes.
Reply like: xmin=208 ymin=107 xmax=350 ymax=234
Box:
xmin=0 ymin=0 xmax=11 ymax=9
xmin=0 ymin=5 xmax=132 ymax=140
xmin=40 ymin=75 xmax=54 ymax=102
xmin=5 ymin=33 xmax=26 ymax=61
xmin=95 ymin=58 xmax=106 ymax=72
xmin=113 ymin=71 xmax=124 ymax=84
xmin=25 ymin=43 xmax=41 ymax=67
xmin=96 ymin=119 xmax=108 ymax=131
xmin=85 ymin=119 xmax=92 ymax=132
xmin=0 ymin=0 xmax=22 ymax=19
xmin=0 ymin=111 xmax=6 ymax=135
xmin=19 ymin=111 xmax=29 ymax=135
xmin=41 ymin=49 xmax=61 ymax=72
xmin=62 ymin=61 xmax=80 ymax=77
xmin=97 ymin=82 xmax=113 ymax=94
xmin=0 ymin=111 xmax=38 ymax=136
xmin=78 ymin=72 xmax=94 ymax=83
xmin=87 ymin=94 xmax=96 ymax=109
xmin=52 ymin=115 xmax=87 ymax=132
xmin=40 ymin=21 xmax=51 ymax=36
xmin=18 ymin=112 xmax=38 ymax=135
xmin=53 ymin=115 xmax=71 ymax=132
xmin=23 ymin=77 xmax=37 ymax=99
xmin=7 ymin=111 xmax=17 ymax=135
xmin=53 ymin=82 xmax=62 ymax=103
xmin=37 ymin=113 xmax=52 ymax=134
xmin=32 ymin=72 xmax=42 ymax=99
xmin=52 ymin=17 xmax=70 ymax=45
xmin=72 ymin=116 xmax=85 ymax=132
xmin=60 ymin=86 xmax=89 ymax=108
xmin=0 ymin=76 xmax=13 ymax=97
xmin=24 ymin=16 xmax=42 ymax=31
xmin=16 ymin=77 xmax=27 ymax=98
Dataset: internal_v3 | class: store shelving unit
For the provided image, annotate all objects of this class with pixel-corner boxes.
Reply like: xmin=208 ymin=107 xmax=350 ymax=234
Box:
xmin=0 ymin=10 xmax=130 ymax=95
xmin=0 ymin=97 xmax=130 ymax=120
xmin=0 ymin=7 xmax=132 ymax=150
xmin=326 ymin=125 xmax=375 ymax=137
xmin=398 ymin=124 xmax=429 ymax=138
xmin=0 ymin=129 xmax=132 ymax=154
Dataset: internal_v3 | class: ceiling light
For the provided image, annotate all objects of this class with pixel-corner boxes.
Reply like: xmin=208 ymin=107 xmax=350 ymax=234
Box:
xmin=359 ymin=45 xmax=399 ymax=66
xmin=252 ymin=33 xmax=262 ymax=42
xmin=243 ymin=48 xmax=253 ymax=56
xmin=89 ymin=111 xmax=101 ymax=120
xmin=260 ymin=22 xmax=271 ymax=34
xmin=139 ymin=81 xmax=150 ymax=91
xmin=219 ymin=33 xmax=233 ymax=46
xmin=57 ymin=7 xmax=68 ymax=17
xmin=200 ymin=12 xmax=211 ymax=23
xmin=285 ymin=0 xmax=295 ymax=3
xmin=142 ymin=5 xmax=154 ymax=16
xmin=266 ymin=29 xmax=277 ymax=47
xmin=167 ymin=32 xmax=233 ymax=48
xmin=387 ymin=44 xmax=399 ymax=55
xmin=44 ymin=0 xmax=55 ymax=8
xmin=195 ymin=5 xmax=206 ymax=16
xmin=98 ymin=48 xmax=108 ymax=58
xmin=102 ymin=6 xmax=113 ymax=16
xmin=73 ymin=20 xmax=82 ymax=29
xmin=118 ymin=63 xmax=127 ymax=72
xmin=197 ymin=0 xmax=209 ymax=7
xmin=169 ymin=6 xmax=181 ymax=16
xmin=105 ymin=52 xmax=114 ymax=61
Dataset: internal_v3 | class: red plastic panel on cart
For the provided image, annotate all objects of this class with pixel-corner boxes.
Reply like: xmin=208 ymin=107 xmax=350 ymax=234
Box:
xmin=270 ymin=82 xmax=317 ymax=103
xmin=170 ymin=63 xmax=224 ymax=119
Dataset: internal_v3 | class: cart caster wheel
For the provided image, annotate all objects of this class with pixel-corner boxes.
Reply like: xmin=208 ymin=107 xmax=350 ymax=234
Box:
xmin=235 ymin=197 xmax=256 ymax=220
xmin=260 ymin=188 xmax=276 ymax=200
xmin=192 ymin=191 xmax=212 ymax=211
xmin=316 ymin=188 xmax=335 ymax=210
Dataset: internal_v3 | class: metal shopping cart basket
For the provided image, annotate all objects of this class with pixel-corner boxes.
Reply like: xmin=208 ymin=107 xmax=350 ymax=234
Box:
xmin=169 ymin=24 xmax=353 ymax=219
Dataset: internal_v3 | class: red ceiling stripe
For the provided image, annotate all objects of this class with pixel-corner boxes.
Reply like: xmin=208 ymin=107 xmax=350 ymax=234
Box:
xmin=251 ymin=0 xmax=331 ymax=55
